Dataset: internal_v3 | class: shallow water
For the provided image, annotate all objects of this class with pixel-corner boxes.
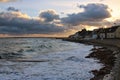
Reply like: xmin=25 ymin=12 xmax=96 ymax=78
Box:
xmin=0 ymin=38 xmax=102 ymax=80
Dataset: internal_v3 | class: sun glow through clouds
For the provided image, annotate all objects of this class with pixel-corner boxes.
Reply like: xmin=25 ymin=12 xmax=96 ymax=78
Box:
xmin=0 ymin=0 xmax=119 ymax=37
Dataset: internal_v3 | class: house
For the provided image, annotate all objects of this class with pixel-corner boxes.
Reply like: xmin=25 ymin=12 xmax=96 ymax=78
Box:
xmin=94 ymin=26 xmax=120 ymax=39
xmin=106 ymin=28 xmax=115 ymax=38
xmin=75 ymin=29 xmax=93 ymax=40
xmin=68 ymin=25 xmax=120 ymax=40
xmin=115 ymin=26 xmax=120 ymax=38
xmin=84 ymin=31 xmax=93 ymax=40
xmin=92 ymin=29 xmax=99 ymax=39
xmin=92 ymin=28 xmax=106 ymax=39
xmin=106 ymin=26 xmax=120 ymax=39
xmin=68 ymin=29 xmax=93 ymax=40
xmin=99 ymin=28 xmax=106 ymax=39
xmin=92 ymin=28 xmax=104 ymax=39
xmin=98 ymin=25 xmax=120 ymax=39
xmin=68 ymin=30 xmax=86 ymax=39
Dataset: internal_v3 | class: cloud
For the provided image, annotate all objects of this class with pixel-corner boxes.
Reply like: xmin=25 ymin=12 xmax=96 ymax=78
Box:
xmin=62 ymin=3 xmax=111 ymax=26
xmin=7 ymin=7 xmax=19 ymax=12
xmin=0 ymin=4 xmax=113 ymax=36
xmin=39 ymin=10 xmax=59 ymax=22
xmin=0 ymin=11 xmax=65 ymax=34
xmin=0 ymin=0 xmax=17 ymax=2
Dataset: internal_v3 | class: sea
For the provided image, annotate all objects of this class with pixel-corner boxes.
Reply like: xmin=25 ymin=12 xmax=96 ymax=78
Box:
xmin=0 ymin=38 xmax=102 ymax=80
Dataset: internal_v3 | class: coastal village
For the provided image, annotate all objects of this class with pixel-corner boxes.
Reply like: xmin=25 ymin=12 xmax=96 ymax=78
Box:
xmin=66 ymin=25 xmax=120 ymax=80
xmin=68 ymin=25 xmax=120 ymax=40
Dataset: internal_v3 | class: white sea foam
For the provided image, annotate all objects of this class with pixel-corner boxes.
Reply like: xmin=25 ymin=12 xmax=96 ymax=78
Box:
xmin=0 ymin=38 xmax=102 ymax=80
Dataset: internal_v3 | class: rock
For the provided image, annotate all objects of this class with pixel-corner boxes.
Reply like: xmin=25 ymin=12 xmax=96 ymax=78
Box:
xmin=91 ymin=70 xmax=99 ymax=76
xmin=88 ymin=47 xmax=116 ymax=80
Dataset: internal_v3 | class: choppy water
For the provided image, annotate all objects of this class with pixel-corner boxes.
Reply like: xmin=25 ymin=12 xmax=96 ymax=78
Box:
xmin=0 ymin=38 xmax=102 ymax=80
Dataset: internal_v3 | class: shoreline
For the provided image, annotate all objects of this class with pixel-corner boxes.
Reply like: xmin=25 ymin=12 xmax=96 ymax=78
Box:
xmin=63 ymin=38 xmax=120 ymax=80
xmin=0 ymin=38 xmax=103 ymax=80
xmin=87 ymin=47 xmax=117 ymax=80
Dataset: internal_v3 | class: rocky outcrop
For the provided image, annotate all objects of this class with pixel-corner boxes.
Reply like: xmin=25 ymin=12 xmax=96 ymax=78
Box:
xmin=85 ymin=47 xmax=117 ymax=80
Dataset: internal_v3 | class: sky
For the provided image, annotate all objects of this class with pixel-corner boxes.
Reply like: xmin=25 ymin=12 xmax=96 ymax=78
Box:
xmin=0 ymin=0 xmax=120 ymax=37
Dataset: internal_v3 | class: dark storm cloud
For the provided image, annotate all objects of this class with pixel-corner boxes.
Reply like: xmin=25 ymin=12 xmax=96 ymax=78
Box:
xmin=39 ymin=10 xmax=59 ymax=22
xmin=0 ymin=11 xmax=65 ymax=34
xmin=62 ymin=3 xmax=111 ymax=26
xmin=0 ymin=3 xmax=113 ymax=35
xmin=7 ymin=7 xmax=19 ymax=12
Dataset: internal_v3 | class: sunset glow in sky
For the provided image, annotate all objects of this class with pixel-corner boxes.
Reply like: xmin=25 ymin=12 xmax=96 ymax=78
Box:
xmin=0 ymin=0 xmax=120 ymax=37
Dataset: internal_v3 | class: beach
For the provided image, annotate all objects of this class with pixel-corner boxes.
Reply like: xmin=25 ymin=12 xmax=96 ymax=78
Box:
xmin=0 ymin=38 xmax=119 ymax=80
xmin=64 ymin=38 xmax=120 ymax=80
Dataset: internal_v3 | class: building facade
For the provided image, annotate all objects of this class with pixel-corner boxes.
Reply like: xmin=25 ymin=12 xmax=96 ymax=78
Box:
xmin=115 ymin=27 xmax=120 ymax=38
